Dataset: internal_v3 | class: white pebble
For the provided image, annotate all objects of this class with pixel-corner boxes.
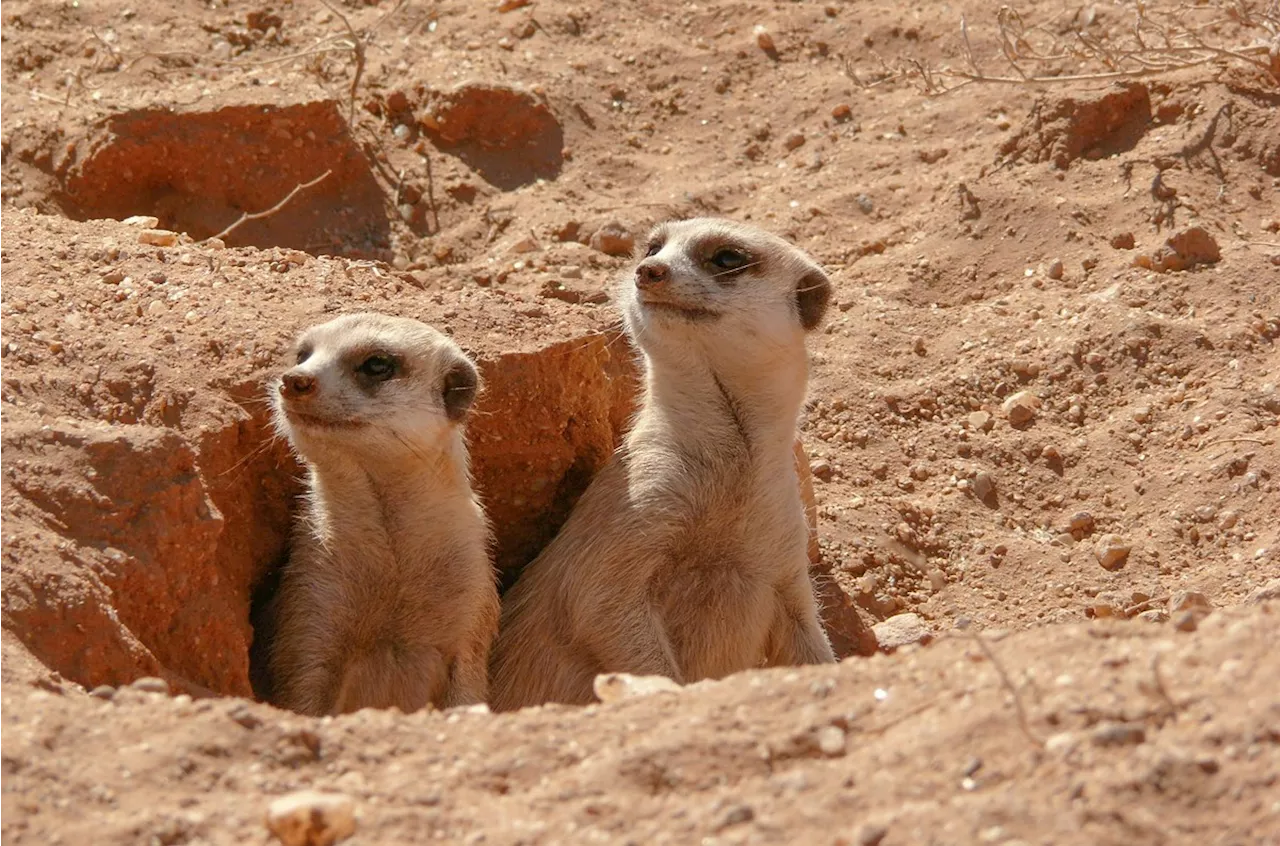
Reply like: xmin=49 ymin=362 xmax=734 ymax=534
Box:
xmin=265 ymin=791 xmax=356 ymax=846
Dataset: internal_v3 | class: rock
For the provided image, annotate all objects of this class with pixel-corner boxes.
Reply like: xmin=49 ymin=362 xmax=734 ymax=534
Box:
xmin=265 ymin=791 xmax=356 ymax=846
xmin=1067 ymin=511 xmax=1095 ymax=537
xmin=753 ymin=24 xmax=776 ymax=53
xmin=130 ymin=676 xmax=169 ymax=694
xmin=138 ymin=229 xmax=179 ymax=247
xmin=588 ymin=222 xmax=635 ymax=257
xmin=784 ymin=131 xmax=806 ymax=151
xmin=1110 ymin=232 xmax=1136 ymax=249
xmin=971 ymin=471 xmax=996 ymax=503
xmin=89 ymin=685 xmax=116 ymax=700
xmin=593 ymin=672 xmax=681 ymax=704
xmin=810 ymin=459 xmax=834 ymax=482
xmin=1134 ymin=226 xmax=1221 ymax=273
xmin=872 ymin=613 xmax=932 ymax=652
xmin=815 ymin=724 xmax=846 ymax=757
xmin=832 ymin=103 xmax=853 ymax=122
xmin=1136 ymin=609 xmax=1169 ymax=623
xmin=967 ymin=410 xmax=993 ymax=432
xmin=1169 ymin=591 xmax=1212 ymax=616
xmin=1047 ymin=259 xmax=1064 ymax=280
xmin=1247 ymin=578 xmax=1280 ymax=604
xmin=121 ymin=215 xmax=160 ymax=228
xmin=1001 ymin=391 xmax=1040 ymax=428
xmin=1094 ymin=534 xmax=1130 ymax=570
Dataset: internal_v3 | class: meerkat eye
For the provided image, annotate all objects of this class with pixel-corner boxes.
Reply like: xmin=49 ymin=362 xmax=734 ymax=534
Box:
xmin=356 ymin=354 xmax=397 ymax=382
xmin=644 ymin=240 xmax=663 ymax=258
xmin=296 ymin=345 xmax=313 ymax=365
xmin=709 ymin=247 xmax=752 ymax=271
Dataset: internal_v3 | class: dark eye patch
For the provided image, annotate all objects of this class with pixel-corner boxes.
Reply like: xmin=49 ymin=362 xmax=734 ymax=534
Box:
xmin=709 ymin=247 xmax=752 ymax=271
xmin=355 ymin=353 xmax=398 ymax=385
xmin=644 ymin=239 xmax=663 ymax=258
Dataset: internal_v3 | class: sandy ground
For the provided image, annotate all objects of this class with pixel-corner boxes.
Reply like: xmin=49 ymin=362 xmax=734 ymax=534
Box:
xmin=2 ymin=0 xmax=1279 ymax=842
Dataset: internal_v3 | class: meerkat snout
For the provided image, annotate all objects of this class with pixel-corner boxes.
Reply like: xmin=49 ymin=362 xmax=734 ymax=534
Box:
xmin=280 ymin=371 xmax=316 ymax=399
xmin=635 ymin=260 xmax=670 ymax=290
xmin=442 ymin=358 xmax=479 ymax=423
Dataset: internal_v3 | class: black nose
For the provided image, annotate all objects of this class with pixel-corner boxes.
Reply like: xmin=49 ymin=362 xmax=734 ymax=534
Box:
xmin=280 ymin=372 xmax=316 ymax=398
xmin=635 ymin=261 xmax=669 ymax=290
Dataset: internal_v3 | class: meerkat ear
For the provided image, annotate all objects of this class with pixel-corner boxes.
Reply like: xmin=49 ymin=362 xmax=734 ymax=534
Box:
xmin=442 ymin=357 xmax=479 ymax=422
xmin=796 ymin=267 xmax=832 ymax=331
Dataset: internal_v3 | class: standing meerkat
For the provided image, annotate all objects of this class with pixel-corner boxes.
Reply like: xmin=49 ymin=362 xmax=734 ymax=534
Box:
xmin=267 ymin=312 xmax=498 ymax=716
xmin=489 ymin=218 xmax=836 ymax=711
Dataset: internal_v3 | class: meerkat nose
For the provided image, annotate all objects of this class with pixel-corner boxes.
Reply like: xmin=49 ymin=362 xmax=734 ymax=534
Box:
xmin=635 ymin=260 xmax=670 ymax=290
xmin=281 ymin=371 xmax=317 ymax=398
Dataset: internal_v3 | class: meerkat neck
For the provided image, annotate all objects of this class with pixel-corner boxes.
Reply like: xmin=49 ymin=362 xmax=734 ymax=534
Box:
xmin=304 ymin=435 xmax=476 ymax=562
xmin=633 ymin=345 xmax=808 ymax=461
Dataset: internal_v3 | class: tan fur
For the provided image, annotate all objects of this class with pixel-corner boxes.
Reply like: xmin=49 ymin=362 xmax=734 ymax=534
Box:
xmin=267 ymin=313 xmax=498 ymax=716
xmin=489 ymin=218 xmax=836 ymax=711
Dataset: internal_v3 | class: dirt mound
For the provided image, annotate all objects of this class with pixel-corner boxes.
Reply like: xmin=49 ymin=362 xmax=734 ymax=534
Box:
xmin=1001 ymin=82 xmax=1153 ymax=169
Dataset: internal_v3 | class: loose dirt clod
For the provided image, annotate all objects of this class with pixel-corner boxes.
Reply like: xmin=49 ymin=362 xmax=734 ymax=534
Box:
xmin=1134 ymin=226 xmax=1222 ymax=273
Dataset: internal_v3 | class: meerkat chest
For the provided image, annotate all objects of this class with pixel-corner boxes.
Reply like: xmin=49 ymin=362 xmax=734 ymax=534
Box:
xmin=644 ymin=475 xmax=808 ymax=670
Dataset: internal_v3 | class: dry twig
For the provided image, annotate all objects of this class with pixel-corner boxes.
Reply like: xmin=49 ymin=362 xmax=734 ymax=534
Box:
xmin=208 ymin=170 xmax=333 ymax=243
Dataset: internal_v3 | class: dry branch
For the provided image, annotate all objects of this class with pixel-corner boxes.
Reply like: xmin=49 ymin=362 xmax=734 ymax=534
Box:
xmin=844 ymin=2 xmax=1280 ymax=96
xmin=208 ymin=170 xmax=333 ymax=243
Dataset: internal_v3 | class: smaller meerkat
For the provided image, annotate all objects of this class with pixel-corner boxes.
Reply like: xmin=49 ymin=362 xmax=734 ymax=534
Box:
xmin=489 ymin=218 xmax=836 ymax=711
xmin=267 ymin=312 xmax=497 ymax=716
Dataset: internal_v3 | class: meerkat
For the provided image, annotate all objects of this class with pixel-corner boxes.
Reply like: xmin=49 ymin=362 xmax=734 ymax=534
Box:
xmin=267 ymin=312 xmax=498 ymax=716
xmin=489 ymin=218 xmax=836 ymax=711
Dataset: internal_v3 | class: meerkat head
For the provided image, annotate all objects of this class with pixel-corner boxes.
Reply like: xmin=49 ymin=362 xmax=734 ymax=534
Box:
xmin=272 ymin=313 xmax=480 ymax=461
xmin=619 ymin=218 xmax=832 ymax=350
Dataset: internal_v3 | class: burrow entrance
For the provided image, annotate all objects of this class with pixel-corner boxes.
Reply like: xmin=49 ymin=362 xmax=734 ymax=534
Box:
xmin=55 ymin=101 xmax=391 ymax=256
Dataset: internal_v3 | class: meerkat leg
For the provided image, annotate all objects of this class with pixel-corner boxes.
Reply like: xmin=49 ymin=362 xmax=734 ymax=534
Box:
xmin=595 ymin=604 xmax=686 ymax=683
xmin=441 ymin=636 xmax=490 ymax=708
xmin=768 ymin=571 xmax=837 ymax=666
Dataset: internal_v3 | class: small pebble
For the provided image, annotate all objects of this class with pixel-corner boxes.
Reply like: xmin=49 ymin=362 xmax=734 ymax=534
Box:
xmin=138 ymin=229 xmax=179 ymax=247
xmin=265 ymin=791 xmax=356 ymax=846
xmin=121 ymin=215 xmax=160 ymax=228
xmin=967 ymin=410 xmax=993 ymax=432
xmin=753 ymin=24 xmax=775 ymax=52
xmin=832 ymin=103 xmax=853 ymax=122
xmin=810 ymin=459 xmax=834 ymax=482
xmin=130 ymin=677 xmax=169 ymax=695
xmin=1094 ymin=534 xmax=1130 ymax=571
xmin=783 ymin=131 xmax=806 ymax=151
xmin=89 ymin=685 xmax=116 ymax=700
xmin=816 ymin=725 xmax=846 ymax=757
xmin=872 ymin=613 xmax=931 ymax=652
xmin=1001 ymin=390 xmax=1040 ymax=427
xmin=971 ymin=471 xmax=996 ymax=503
xmin=1046 ymin=259 xmax=1064 ymax=280
xmin=593 ymin=672 xmax=681 ymax=704
xmin=588 ymin=222 xmax=634 ymax=257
